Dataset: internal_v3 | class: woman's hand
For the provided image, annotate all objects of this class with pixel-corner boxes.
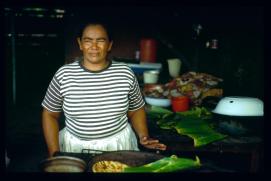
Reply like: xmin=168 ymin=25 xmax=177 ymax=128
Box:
xmin=139 ymin=136 xmax=167 ymax=151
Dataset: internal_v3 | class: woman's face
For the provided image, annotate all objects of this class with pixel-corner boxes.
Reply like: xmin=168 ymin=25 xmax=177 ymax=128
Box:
xmin=77 ymin=24 xmax=113 ymax=65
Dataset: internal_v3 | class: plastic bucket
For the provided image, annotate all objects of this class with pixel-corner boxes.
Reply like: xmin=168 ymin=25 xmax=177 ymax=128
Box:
xmin=140 ymin=39 xmax=157 ymax=63
xmin=171 ymin=96 xmax=190 ymax=112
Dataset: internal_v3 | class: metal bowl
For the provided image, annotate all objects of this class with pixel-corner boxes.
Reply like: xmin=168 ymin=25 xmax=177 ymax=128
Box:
xmin=145 ymin=96 xmax=171 ymax=107
xmin=212 ymin=96 xmax=264 ymax=116
xmin=40 ymin=156 xmax=87 ymax=172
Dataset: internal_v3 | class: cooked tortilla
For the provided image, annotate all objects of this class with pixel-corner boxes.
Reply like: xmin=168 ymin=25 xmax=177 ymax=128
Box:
xmin=92 ymin=161 xmax=129 ymax=173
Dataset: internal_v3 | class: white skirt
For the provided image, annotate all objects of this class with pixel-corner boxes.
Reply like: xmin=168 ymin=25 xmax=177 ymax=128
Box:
xmin=59 ymin=124 xmax=139 ymax=153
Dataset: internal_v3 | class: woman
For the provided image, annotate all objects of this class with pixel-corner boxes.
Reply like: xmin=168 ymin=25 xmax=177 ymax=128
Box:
xmin=41 ymin=21 xmax=166 ymax=157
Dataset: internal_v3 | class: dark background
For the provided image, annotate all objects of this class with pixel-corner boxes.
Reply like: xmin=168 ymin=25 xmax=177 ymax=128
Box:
xmin=4 ymin=6 xmax=264 ymax=107
xmin=3 ymin=4 xmax=264 ymax=172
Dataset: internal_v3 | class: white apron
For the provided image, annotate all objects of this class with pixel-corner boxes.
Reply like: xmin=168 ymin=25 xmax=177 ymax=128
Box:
xmin=59 ymin=124 xmax=139 ymax=153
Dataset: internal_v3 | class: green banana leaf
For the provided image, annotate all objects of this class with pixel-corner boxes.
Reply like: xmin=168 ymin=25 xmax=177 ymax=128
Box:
xmin=176 ymin=106 xmax=212 ymax=119
xmin=147 ymin=106 xmax=173 ymax=119
xmin=174 ymin=119 xmax=227 ymax=147
xmin=147 ymin=106 xmax=227 ymax=147
xmin=123 ymin=155 xmax=201 ymax=173
xmin=156 ymin=114 xmax=178 ymax=129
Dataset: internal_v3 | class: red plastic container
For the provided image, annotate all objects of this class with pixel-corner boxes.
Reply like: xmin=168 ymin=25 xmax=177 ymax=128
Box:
xmin=171 ymin=96 xmax=190 ymax=112
xmin=140 ymin=38 xmax=157 ymax=63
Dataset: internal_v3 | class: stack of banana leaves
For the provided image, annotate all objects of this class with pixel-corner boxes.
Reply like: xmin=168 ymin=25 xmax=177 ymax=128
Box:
xmin=147 ymin=106 xmax=227 ymax=147
xmin=124 ymin=155 xmax=201 ymax=173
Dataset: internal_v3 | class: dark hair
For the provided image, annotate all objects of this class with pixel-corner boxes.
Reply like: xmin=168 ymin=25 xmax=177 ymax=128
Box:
xmin=77 ymin=20 xmax=113 ymax=42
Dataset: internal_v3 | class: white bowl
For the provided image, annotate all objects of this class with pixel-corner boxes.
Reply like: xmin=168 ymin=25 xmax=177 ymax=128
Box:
xmin=145 ymin=96 xmax=171 ymax=107
xmin=143 ymin=70 xmax=159 ymax=84
xmin=212 ymin=96 xmax=264 ymax=116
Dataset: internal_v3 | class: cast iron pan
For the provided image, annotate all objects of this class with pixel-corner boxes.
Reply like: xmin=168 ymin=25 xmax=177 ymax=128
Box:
xmin=87 ymin=150 xmax=165 ymax=172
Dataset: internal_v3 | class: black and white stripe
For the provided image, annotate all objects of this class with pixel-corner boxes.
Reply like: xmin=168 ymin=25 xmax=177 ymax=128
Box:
xmin=42 ymin=60 xmax=145 ymax=140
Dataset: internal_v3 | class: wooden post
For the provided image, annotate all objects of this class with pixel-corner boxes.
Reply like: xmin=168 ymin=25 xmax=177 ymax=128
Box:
xmin=10 ymin=10 xmax=16 ymax=105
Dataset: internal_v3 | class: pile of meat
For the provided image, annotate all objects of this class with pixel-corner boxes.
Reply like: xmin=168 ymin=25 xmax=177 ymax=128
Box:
xmin=143 ymin=71 xmax=223 ymax=106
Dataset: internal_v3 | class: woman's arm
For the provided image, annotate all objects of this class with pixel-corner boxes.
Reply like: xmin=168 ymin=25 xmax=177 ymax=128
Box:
xmin=128 ymin=107 xmax=166 ymax=150
xmin=42 ymin=108 xmax=61 ymax=157
xmin=128 ymin=107 xmax=149 ymax=139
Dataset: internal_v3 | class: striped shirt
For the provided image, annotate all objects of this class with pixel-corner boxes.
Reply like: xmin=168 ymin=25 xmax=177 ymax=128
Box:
xmin=42 ymin=60 xmax=145 ymax=140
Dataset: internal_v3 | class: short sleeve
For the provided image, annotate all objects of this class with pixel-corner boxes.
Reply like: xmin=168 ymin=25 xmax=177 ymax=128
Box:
xmin=128 ymin=74 xmax=145 ymax=111
xmin=41 ymin=73 xmax=63 ymax=112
